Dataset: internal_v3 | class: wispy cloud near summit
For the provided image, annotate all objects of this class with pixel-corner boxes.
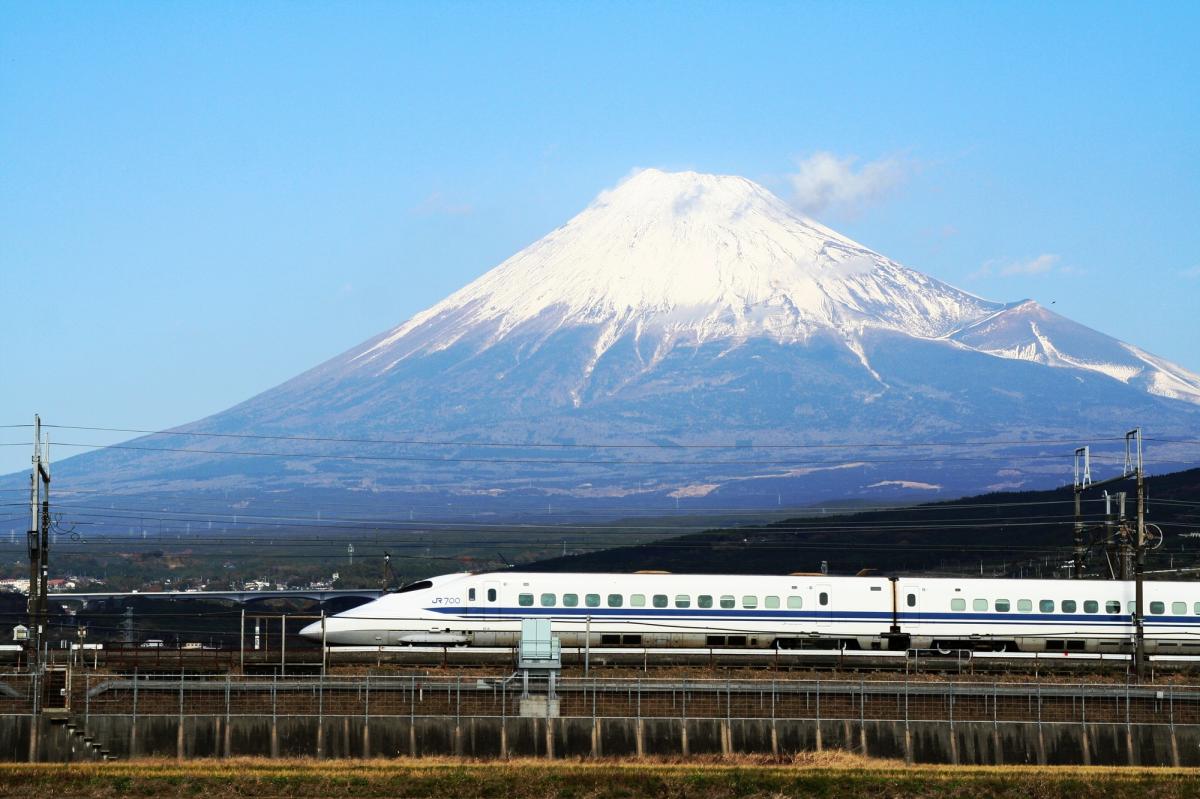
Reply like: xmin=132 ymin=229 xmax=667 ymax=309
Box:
xmin=787 ymin=152 xmax=910 ymax=215
xmin=972 ymin=254 xmax=1082 ymax=279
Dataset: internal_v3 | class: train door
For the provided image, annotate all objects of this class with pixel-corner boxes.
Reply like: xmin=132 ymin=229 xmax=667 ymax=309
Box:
xmin=898 ymin=582 xmax=920 ymax=628
xmin=816 ymin=584 xmax=832 ymax=626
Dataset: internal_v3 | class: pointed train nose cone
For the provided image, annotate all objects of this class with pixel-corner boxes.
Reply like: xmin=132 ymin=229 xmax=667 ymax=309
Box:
xmin=299 ymin=620 xmax=323 ymax=640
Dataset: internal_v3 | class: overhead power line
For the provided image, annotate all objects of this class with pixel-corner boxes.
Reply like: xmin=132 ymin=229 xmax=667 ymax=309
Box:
xmin=32 ymin=423 xmax=1152 ymax=450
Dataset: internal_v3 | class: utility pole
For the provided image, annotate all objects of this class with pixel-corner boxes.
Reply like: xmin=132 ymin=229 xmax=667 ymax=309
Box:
xmin=26 ymin=415 xmax=51 ymax=669
xmin=1071 ymin=429 xmax=1149 ymax=680
xmin=1129 ymin=429 xmax=1146 ymax=682
xmin=1072 ymin=447 xmax=1091 ymax=578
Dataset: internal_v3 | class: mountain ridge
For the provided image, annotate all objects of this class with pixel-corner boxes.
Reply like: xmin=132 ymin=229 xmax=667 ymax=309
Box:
xmin=19 ymin=169 xmax=1200 ymax=513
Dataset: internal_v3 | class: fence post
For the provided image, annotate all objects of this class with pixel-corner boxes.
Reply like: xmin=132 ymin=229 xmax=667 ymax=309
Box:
xmin=362 ymin=673 xmax=371 ymax=759
xmin=409 ymin=676 xmax=416 ymax=757
xmin=270 ymin=672 xmax=279 ymax=759
xmin=770 ymin=679 xmax=778 ymax=758
xmin=130 ymin=670 xmax=139 ymax=758
xmin=224 ymin=672 xmax=232 ymax=758
xmin=680 ymin=678 xmax=689 ymax=757
xmin=455 ymin=676 xmax=463 ymax=756
xmin=177 ymin=668 xmax=185 ymax=759
xmin=859 ymin=678 xmax=867 ymax=756
xmin=992 ymin=681 xmax=1002 ymax=765
xmin=317 ymin=672 xmax=325 ymax=759
xmin=1080 ymin=689 xmax=1091 ymax=766
xmin=947 ymin=682 xmax=957 ymax=765
xmin=1169 ymin=685 xmax=1181 ymax=767
xmin=814 ymin=680 xmax=822 ymax=752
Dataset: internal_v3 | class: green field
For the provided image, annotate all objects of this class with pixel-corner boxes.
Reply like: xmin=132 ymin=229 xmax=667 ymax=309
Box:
xmin=2 ymin=756 xmax=1199 ymax=799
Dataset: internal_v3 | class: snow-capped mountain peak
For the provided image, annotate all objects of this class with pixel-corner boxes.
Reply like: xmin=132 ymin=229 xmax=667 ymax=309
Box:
xmin=356 ymin=169 xmax=1000 ymax=370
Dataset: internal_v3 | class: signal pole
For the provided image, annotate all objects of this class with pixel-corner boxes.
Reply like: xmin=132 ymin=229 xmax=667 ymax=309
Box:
xmin=26 ymin=415 xmax=51 ymax=668
xmin=1071 ymin=429 xmax=1148 ymax=680
xmin=1129 ymin=429 xmax=1146 ymax=681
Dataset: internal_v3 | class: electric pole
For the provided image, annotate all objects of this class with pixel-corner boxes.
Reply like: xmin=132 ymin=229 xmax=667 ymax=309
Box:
xmin=1072 ymin=447 xmax=1091 ymax=578
xmin=1130 ymin=429 xmax=1146 ymax=682
xmin=26 ymin=415 xmax=51 ymax=668
xmin=1071 ymin=429 xmax=1149 ymax=680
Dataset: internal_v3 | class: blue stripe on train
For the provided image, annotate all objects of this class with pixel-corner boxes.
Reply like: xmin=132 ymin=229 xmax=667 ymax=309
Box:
xmin=427 ymin=606 xmax=1195 ymax=626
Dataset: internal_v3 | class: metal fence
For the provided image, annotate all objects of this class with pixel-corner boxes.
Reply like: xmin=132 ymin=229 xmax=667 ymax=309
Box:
xmin=0 ymin=673 xmax=1181 ymax=728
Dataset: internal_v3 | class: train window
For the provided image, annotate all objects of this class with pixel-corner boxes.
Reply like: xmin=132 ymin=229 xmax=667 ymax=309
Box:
xmin=1173 ymin=601 xmax=1187 ymax=615
xmin=787 ymin=596 xmax=803 ymax=609
xmin=586 ymin=594 xmax=601 ymax=608
xmin=720 ymin=596 xmax=735 ymax=609
xmin=540 ymin=593 xmax=556 ymax=607
xmin=1128 ymin=601 xmax=1136 ymax=614
xmin=1195 ymin=602 xmax=1200 ymax=615
xmin=563 ymin=594 xmax=578 ymax=607
xmin=996 ymin=599 xmax=1010 ymax=612
xmin=487 ymin=588 xmax=497 ymax=602
xmin=819 ymin=592 xmax=829 ymax=606
xmin=469 ymin=588 xmax=476 ymax=602
xmin=675 ymin=595 xmax=691 ymax=608
xmin=973 ymin=599 xmax=988 ymax=611
xmin=1062 ymin=600 xmax=1077 ymax=613
xmin=907 ymin=594 xmax=917 ymax=608
xmin=518 ymin=594 xmax=534 ymax=607
xmin=1018 ymin=599 xmax=1032 ymax=612
xmin=1106 ymin=601 xmax=1121 ymax=614
xmin=652 ymin=595 xmax=668 ymax=608
xmin=1040 ymin=600 xmax=1054 ymax=613
xmin=951 ymin=598 xmax=965 ymax=611
xmin=742 ymin=595 xmax=758 ymax=609
xmin=698 ymin=595 xmax=713 ymax=608
xmin=608 ymin=594 xmax=623 ymax=608
xmin=397 ymin=580 xmax=433 ymax=594
xmin=631 ymin=594 xmax=646 ymax=607
xmin=765 ymin=596 xmax=780 ymax=609
xmin=1084 ymin=601 xmax=1098 ymax=614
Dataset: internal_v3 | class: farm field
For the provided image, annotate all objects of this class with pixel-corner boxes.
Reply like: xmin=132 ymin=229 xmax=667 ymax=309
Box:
xmin=1 ymin=756 xmax=1199 ymax=799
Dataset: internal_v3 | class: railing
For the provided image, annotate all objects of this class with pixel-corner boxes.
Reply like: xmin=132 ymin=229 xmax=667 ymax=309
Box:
xmin=0 ymin=673 xmax=1173 ymax=727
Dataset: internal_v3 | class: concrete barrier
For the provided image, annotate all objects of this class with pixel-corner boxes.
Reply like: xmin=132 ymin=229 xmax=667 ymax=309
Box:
xmin=9 ymin=713 xmax=1200 ymax=766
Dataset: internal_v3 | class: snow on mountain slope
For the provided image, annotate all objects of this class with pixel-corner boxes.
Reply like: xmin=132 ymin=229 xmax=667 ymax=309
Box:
xmin=353 ymin=169 xmax=1000 ymax=375
xmin=339 ymin=168 xmax=1199 ymax=406
xmin=949 ymin=300 xmax=1200 ymax=404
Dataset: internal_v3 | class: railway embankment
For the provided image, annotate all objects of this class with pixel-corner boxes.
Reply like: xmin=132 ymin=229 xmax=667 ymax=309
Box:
xmin=4 ymin=671 xmax=1200 ymax=766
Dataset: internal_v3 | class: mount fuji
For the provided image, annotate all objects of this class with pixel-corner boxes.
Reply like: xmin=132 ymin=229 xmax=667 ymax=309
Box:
xmin=39 ymin=169 xmax=1200 ymax=513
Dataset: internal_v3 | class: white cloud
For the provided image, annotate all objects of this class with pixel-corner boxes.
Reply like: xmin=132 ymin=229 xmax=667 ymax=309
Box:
xmin=1001 ymin=254 xmax=1059 ymax=276
xmin=410 ymin=191 xmax=474 ymax=217
xmin=1181 ymin=265 xmax=1200 ymax=279
xmin=973 ymin=253 xmax=1074 ymax=279
xmin=787 ymin=152 xmax=909 ymax=215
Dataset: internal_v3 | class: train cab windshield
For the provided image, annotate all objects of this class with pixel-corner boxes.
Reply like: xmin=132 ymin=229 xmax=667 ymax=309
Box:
xmin=396 ymin=580 xmax=434 ymax=594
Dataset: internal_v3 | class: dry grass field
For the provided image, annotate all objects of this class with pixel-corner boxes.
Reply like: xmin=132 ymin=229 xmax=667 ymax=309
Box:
xmin=1 ymin=755 xmax=1199 ymax=799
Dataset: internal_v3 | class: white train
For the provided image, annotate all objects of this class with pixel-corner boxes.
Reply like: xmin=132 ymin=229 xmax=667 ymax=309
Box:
xmin=300 ymin=571 xmax=1200 ymax=655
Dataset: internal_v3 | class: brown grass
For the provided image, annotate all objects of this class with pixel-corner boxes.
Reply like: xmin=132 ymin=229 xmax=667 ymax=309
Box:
xmin=2 ymin=755 xmax=1199 ymax=799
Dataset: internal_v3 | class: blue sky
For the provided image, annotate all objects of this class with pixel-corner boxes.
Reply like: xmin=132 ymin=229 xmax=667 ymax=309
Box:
xmin=2 ymin=2 xmax=1198 ymax=474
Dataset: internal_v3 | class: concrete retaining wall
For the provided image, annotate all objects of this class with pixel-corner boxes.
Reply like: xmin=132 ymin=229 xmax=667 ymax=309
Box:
xmin=8 ymin=714 xmax=1198 ymax=766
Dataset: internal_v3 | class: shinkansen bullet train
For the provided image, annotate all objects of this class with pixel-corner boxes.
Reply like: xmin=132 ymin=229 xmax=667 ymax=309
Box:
xmin=300 ymin=571 xmax=1200 ymax=654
